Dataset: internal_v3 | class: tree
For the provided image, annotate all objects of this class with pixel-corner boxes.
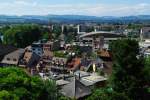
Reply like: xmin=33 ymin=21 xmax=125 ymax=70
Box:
xmin=0 ymin=90 xmax=14 ymax=100
xmin=3 ymin=24 xmax=42 ymax=48
xmin=109 ymin=39 xmax=149 ymax=100
xmin=144 ymin=57 xmax=150 ymax=83
xmin=52 ymin=25 xmax=61 ymax=40
xmin=0 ymin=67 xmax=57 ymax=100
xmin=86 ymin=88 xmax=129 ymax=100
xmin=42 ymin=32 xmax=49 ymax=40
xmin=127 ymin=24 xmax=142 ymax=30
xmin=0 ymin=25 xmax=10 ymax=34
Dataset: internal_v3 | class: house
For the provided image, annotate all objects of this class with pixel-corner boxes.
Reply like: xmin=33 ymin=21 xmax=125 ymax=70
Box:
xmin=50 ymin=57 xmax=68 ymax=74
xmin=139 ymin=27 xmax=150 ymax=57
xmin=43 ymin=41 xmax=60 ymax=51
xmin=85 ymin=58 xmax=104 ymax=72
xmin=140 ymin=27 xmax=150 ymax=41
xmin=97 ymin=49 xmax=112 ymax=61
xmin=31 ymin=42 xmax=43 ymax=56
xmin=1 ymin=49 xmax=25 ymax=66
xmin=60 ymin=78 xmax=91 ymax=99
xmin=19 ymin=51 xmax=41 ymax=68
xmin=67 ymin=57 xmax=81 ymax=71
xmin=42 ymin=50 xmax=53 ymax=63
xmin=43 ymin=41 xmax=53 ymax=51
xmin=0 ymin=44 xmax=17 ymax=62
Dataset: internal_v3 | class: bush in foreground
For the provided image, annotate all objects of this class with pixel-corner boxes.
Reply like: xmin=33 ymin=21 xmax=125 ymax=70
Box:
xmin=0 ymin=67 xmax=57 ymax=100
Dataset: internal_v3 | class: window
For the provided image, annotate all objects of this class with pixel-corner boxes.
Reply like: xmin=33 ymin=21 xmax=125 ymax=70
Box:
xmin=13 ymin=59 xmax=17 ymax=61
xmin=7 ymin=58 xmax=10 ymax=61
xmin=38 ymin=48 xmax=41 ymax=51
xmin=38 ymin=52 xmax=41 ymax=55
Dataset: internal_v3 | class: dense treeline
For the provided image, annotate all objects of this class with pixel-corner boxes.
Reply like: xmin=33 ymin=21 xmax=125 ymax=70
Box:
xmin=0 ymin=24 xmax=77 ymax=47
xmin=109 ymin=39 xmax=150 ymax=99
xmin=2 ymin=24 xmax=42 ymax=48
xmin=86 ymin=39 xmax=150 ymax=100
xmin=0 ymin=67 xmax=57 ymax=100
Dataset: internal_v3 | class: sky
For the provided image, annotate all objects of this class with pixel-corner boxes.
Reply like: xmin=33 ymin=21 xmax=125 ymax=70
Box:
xmin=0 ymin=0 xmax=150 ymax=16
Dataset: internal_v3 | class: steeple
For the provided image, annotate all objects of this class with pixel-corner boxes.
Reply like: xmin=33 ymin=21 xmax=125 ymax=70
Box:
xmin=140 ymin=28 xmax=143 ymax=41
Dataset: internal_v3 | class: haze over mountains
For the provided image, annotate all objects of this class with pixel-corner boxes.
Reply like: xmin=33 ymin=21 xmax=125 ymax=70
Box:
xmin=0 ymin=15 xmax=150 ymax=24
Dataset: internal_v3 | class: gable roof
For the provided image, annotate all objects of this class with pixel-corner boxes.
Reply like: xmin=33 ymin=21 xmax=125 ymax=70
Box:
xmin=1 ymin=49 xmax=25 ymax=65
xmin=0 ymin=44 xmax=17 ymax=61
xmin=97 ymin=49 xmax=111 ymax=58
xmin=22 ymin=51 xmax=40 ymax=67
xmin=56 ymin=79 xmax=70 ymax=86
xmin=61 ymin=78 xmax=91 ymax=99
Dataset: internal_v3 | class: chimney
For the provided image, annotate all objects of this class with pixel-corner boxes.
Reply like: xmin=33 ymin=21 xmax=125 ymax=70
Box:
xmin=77 ymin=25 xmax=80 ymax=34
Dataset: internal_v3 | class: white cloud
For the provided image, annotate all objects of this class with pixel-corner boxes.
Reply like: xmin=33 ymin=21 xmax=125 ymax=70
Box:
xmin=0 ymin=1 xmax=149 ymax=16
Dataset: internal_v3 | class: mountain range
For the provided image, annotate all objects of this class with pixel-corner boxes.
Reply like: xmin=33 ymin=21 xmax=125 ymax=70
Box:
xmin=0 ymin=15 xmax=150 ymax=24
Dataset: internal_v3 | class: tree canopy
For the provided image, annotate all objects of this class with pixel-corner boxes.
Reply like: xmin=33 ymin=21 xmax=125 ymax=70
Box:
xmin=0 ymin=67 xmax=57 ymax=100
xmin=3 ymin=24 xmax=42 ymax=48
xmin=87 ymin=39 xmax=150 ymax=100
xmin=109 ymin=39 xmax=149 ymax=100
xmin=86 ymin=88 xmax=129 ymax=100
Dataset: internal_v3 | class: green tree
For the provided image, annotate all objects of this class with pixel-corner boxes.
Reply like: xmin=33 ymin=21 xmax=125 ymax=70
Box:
xmin=0 ymin=25 xmax=10 ymax=34
xmin=52 ymin=25 xmax=61 ymax=40
xmin=3 ymin=24 xmax=41 ymax=48
xmin=109 ymin=39 xmax=149 ymax=100
xmin=0 ymin=67 xmax=57 ymax=100
xmin=144 ymin=57 xmax=150 ymax=82
xmin=127 ymin=24 xmax=142 ymax=30
xmin=0 ymin=90 xmax=14 ymax=100
xmin=42 ymin=32 xmax=49 ymax=40
xmin=86 ymin=88 xmax=129 ymax=100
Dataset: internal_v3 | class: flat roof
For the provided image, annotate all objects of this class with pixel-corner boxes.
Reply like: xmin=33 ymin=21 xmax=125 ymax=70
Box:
xmin=79 ymin=31 xmax=125 ymax=38
xmin=80 ymin=73 xmax=107 ymax=86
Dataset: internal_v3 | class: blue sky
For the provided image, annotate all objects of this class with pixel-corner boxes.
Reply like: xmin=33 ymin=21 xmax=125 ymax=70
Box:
xmin=0 ymin=0 xmax=150 ymax=16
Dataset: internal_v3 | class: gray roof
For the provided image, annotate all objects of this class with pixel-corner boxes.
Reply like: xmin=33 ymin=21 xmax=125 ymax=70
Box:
xmin=80 ymin=74 xmax=107 ymax=86
xmin=22 ymin=51 xmax=40 ymax=67
xmin=0 ymin=44 xmax=17 ymax=61
xmin=79 ymin=31 xmax=124 ymax=38
xmin=56 ymin=79 xmax=70 ymax=86
xmin=74 ymin=71 xmax=90 ymax=78
xmin=61 ymin=78 xmax=91 ymax=99
xmin=1 ymin=49 xmax=25 ymax=65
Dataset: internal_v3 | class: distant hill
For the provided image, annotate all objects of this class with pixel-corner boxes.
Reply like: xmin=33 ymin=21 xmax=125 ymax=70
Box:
xmin=0 ymin=15 xmax=150 ymax=24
